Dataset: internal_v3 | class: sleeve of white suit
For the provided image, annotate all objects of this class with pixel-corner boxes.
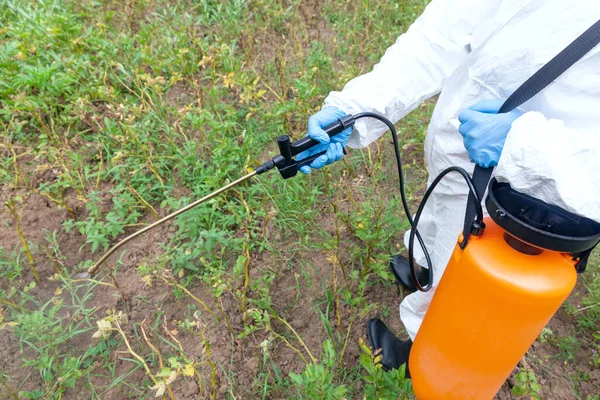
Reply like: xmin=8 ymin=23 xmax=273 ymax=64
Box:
xmin=324 ymin=0 xmax=488 ymax=149
xmin=496 ymin=111 xmax=600 ymax=223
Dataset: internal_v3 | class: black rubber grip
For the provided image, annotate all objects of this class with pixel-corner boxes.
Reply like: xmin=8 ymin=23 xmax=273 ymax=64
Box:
xmin=295 ymin=150 xmax=328 ymax=168
xmin=295 ymin=147 xmax=348 ymax=169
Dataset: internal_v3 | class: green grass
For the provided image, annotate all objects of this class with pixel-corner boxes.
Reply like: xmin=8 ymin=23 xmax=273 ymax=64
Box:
xmin=1 ymin=0 xmax=598 ymax=399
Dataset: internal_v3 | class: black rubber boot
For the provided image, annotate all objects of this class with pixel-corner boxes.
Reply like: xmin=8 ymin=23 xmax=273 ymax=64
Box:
xmin=367 ymin=319 xmax=412 ymax=377
xmin=389 ymin=254 xmax=429 ymax=292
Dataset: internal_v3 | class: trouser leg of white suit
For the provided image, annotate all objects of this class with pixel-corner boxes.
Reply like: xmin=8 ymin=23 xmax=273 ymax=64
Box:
xmin=400 ymin=189 xmax=470 ymax=340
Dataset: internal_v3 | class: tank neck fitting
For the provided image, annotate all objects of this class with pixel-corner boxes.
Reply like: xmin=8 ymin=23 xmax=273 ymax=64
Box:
xmin=503 ymin=233 xmax=543 ymax=256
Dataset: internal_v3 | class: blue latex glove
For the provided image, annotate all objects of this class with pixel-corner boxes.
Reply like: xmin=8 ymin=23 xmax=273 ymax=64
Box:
xmin=296 ymin=106 xmax=353 ymax=174
xmin=458 ymin=100 xmax=524 ymax=168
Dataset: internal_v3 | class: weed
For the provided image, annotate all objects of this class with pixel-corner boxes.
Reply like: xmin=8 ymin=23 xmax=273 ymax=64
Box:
xmin=0 ymin=246 xmax=25 ymax=280
xmin=63 ymin=190 xmax=143 ymax=254
xmin=11 ymin=284 xmax=98 ymax=398
xmin=358 ymin=338 xmax=414 ymax=399
xmin=554 ymin=335 xmax=582 ymax=364
xmin=4 ymin=196 xmax=39 ymax=281
xmin=511 ymin=362 xmax=542 ymax=400
xmin=41 ymin=229 xmax=67 ymax=274
xmin=575 ymin=253 xmax=600 ymax=332
xmin=289 ymin=340 xmax=348 ymax=400
xmin=538 ymin=327 xmax=553 ymax=343
xmin=0 ymin=372 xmax=20 ymax=400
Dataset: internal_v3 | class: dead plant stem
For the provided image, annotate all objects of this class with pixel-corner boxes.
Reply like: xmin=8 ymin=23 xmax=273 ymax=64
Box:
xmin=141 ymin=324 xmax=175 ymax=400
xmin=270 ymin=313 xmax=317 ymax=363
xmin=270 ymin=331 xmax=308 ymax=365
xmin=156 ymin=275 xmax=219 ymax=321
xmin=113 ymin=320 xmax=163 ymax=391
xmin=0 ymin=298 xmax=27 ymax=312
xmin=5 ymin=200 xmax=39 ymax=281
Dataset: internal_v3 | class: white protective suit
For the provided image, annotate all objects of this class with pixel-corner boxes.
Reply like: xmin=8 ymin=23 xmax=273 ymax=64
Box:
xmin=324 ymin=0 xmax=600 ymax=340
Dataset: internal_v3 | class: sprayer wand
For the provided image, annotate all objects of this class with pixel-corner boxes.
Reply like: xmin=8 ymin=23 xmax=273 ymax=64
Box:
xmin=87 ymin=171 xmax=256 ymax=275
xmin=87 ymin=115 xmax=357 ymax=275
xmin=87 ymin=112 xmax=484 ymax=292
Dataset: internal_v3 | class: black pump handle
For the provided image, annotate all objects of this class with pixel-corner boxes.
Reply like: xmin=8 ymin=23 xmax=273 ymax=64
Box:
xmin=288 ymin=114 xmax=355 ymax=156
xmin=255 ymin=114 xmax=355 ymax=177
xmin=295 ymin=149 xmax=336 ymax=168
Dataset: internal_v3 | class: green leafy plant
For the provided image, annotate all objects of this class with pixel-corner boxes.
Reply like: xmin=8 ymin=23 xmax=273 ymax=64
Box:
xmin=13 ymin=298 xmax=95 ymax=398
xmin=289 ymin=340 xmax=347 ymax=400
xmin=63 ymin=190 xmax=142 ymax=253
xmin=512 ymin=365 xmax=542 ymax=400
xmin=358 ymin=338 xmax=414 ymax=399
xmin=0 ymin=246 xmax=24 ymax=280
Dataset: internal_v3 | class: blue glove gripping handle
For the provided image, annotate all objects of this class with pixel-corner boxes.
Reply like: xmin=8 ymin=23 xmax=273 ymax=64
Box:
xmin=255 ymin=114 xmax=355 ymax=178
xmin=289 ymin=114 xmax=355 ymax=156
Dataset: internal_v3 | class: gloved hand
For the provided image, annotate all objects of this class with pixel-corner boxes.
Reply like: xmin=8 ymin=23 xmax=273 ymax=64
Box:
xmin=458 ymin=100 xmax=524 ymax=168
xmin=296 ymin=106 xmax=353 ymax=174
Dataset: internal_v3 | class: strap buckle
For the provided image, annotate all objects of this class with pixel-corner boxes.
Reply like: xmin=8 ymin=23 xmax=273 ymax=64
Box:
xmin=573 ymin=248 xmax=594 ymax=274
xmin=459 ymin=220 xmax=487 ymax=250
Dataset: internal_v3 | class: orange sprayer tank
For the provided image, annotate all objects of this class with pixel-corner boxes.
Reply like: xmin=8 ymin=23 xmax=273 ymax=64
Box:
xmin=409 ymin=217 xmax=577 ymax=399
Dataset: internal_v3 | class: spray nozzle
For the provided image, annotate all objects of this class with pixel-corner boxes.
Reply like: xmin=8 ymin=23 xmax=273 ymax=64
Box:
xmin=256 ymin=114 xmax=355 ymax=179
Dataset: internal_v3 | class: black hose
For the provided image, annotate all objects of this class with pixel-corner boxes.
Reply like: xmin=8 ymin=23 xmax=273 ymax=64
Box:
xmin=352 ymin=112 xmax=484 ymax=292
xmin=407 ymin=167 xmax=483 ymax=291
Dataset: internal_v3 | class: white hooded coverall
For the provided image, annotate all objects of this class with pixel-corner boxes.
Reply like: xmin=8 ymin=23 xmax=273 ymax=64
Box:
xmin=324 ymin=0 xmax=600 ymax=340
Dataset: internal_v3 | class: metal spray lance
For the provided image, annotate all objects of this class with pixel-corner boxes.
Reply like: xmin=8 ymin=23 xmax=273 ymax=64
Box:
xmin=86 ymin=115 xmax=356 ymax=276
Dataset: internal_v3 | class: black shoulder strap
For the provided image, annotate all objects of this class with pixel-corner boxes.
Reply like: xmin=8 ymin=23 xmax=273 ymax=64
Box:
xmin=461 ymin=19 xmax=600 ymax=249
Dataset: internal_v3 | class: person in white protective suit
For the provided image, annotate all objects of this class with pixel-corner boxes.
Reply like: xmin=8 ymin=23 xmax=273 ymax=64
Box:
xmin=297 ymin=0 xmax=600 ymax=372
